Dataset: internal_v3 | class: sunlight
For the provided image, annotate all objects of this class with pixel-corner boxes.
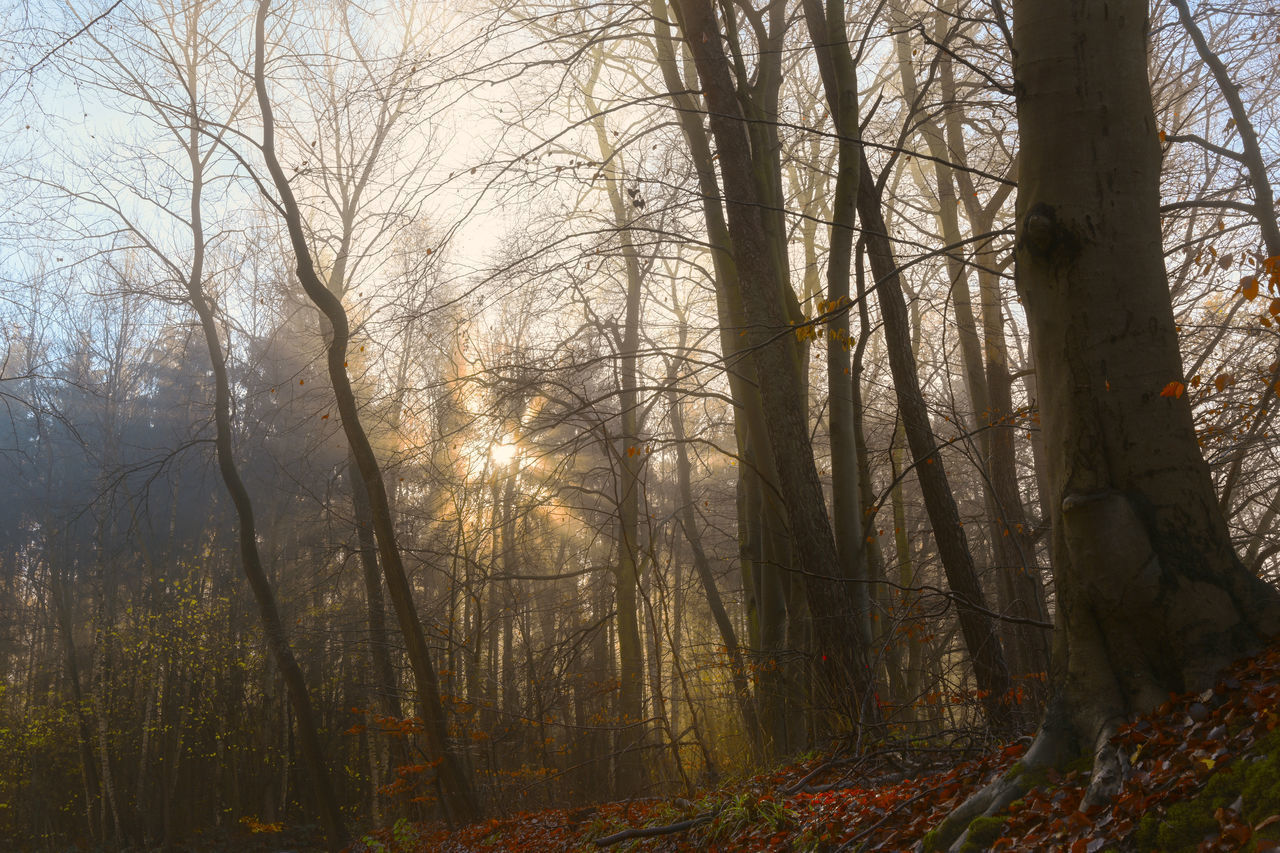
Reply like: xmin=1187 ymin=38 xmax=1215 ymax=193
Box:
xmin=490 ymin=440 xmax=518 ymax=467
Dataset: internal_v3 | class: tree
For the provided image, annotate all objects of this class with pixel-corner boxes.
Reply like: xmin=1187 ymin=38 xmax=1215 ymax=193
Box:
xmin=254 ymin=0 xmax=480 ymax=823
xmin=671 ymin=0 xmax=879 ymax=728
xmin=935 ymin=1 xmax=1280 ymax=844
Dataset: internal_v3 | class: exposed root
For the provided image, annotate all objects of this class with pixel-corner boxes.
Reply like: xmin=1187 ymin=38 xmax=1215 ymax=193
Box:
xmin=1083 ymin=721 xmax=1127 ymax=808
xmin=925 ymin=718 xmax=1074 ymax=852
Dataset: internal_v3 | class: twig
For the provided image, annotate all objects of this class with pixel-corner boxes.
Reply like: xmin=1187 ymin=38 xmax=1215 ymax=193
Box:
xmin=783 ymin=757 xmax=859 ymax=795
xmin=594 ymin=810 xmax=718 ymax=847
xmin=29 ymin=0 xmax=125 ymax=73
xmin=838 ymin=779 xmax=955 ymax=851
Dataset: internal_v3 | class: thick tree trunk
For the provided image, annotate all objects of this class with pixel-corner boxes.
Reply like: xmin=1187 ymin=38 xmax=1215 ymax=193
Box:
xmin=936 ymin=2 xmax=1280 ymax=846
xmin=1016 ymin=0 xmax=1279 ymax=750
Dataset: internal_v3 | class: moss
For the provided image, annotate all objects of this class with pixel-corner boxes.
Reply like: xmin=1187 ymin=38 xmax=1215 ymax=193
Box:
xmin=959 ymin=816 xmax=1007 ymax=852
xmin=1133 ymin=728 xmax=1280 ymax=853
xmin=1065 ymin=753 xmax=1094 ymax=775
xmin=1004 ymin=760 xmax=1053 ymax=790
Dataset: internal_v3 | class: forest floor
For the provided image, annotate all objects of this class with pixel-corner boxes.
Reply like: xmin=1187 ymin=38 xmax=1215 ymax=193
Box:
xmin=267 ymin=639 xmax=1280 ymax=853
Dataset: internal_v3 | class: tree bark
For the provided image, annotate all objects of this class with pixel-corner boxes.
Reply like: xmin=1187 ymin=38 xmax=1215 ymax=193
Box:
xmin=666 ymin=356 xmax=762 ymax=756
xmin=254 ymin=0 xmax=478 ymax=822
xmin=674 ymin=0 xmax=878 ymax=724
xmin=181 ymin=164 xmax=349 ymax=853
xmin=651 ymin=0 xmax=822 ymax=747
xmin=801 ymin=0 xmax=872 ymax=650
xmin=857 ymin=152 xmax=1014 ymax=733
xmin=582 ymin=60 xmax=649 ymax=789
xmin=937 ymin=2 xmax=1280 ymax=845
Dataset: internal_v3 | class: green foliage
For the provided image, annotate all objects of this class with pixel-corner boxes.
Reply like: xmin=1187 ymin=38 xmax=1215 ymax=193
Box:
xmin=705 ymin=791 xmax=797 ymax=843
xmin=0 ymin=700 xmax=82 ymax=847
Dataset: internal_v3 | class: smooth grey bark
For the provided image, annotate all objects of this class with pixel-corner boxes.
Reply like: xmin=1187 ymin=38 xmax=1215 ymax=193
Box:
xmin=801 ymin=0 xmax=872 ymax=650
xmin=937 ymin=2 xmax=1280 ymax=846
xmin=650 ymin=0 xmax=805 ymax=749
xmin=583 ymin=58 xmax=648 ymax=788
xmin=893 ymin=1 xmax=1051 ymax=692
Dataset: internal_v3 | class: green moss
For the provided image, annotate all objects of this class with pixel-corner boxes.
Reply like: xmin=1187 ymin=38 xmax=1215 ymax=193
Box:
xmin=1066 ymin=753 xmax=1094 ymax=775
xmin=1005 ymin=760 xmax=1052 ymax=790
xmin=921 ymin=828 xmax=940 ymax=852
xmin=959 ymin=816 xmax=1007 ymax=852
xmin=1133 ymin=728 xmax=1280 ymax=853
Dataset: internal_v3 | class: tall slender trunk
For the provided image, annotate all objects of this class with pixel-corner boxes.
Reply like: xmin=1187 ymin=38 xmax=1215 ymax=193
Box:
xmin=675 ymin=0 xmax=878 ymax=724
xmin=182 ymin=163 xmax=348 ymax=853
xmin=48 ymin=546 xmax=103 ymax=840
xmin=666 ymin=359 xmax=761 ymax=754
xmin=175 ymin=31 xmax=347 ymax=847
xmin=802 ymin=0 xmax=871 ymax=650
xmin=856 ymin=151 xmax=1014 ymax=733
xmin=255 ymin=0 xmax=477 ymax=822
xmin=582 ymin=59 xmax=648 ymax=788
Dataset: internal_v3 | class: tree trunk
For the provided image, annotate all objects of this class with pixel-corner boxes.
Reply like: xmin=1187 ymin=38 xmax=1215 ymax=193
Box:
xmin=650 ymin=0 xmax=808 ymax=750
xmin=666 ymin=358 xmax=762 ymax=755
xmin=857 ymin=152 xmax=1014 ymax=733
xmin=674 ymin=0 xmax=877 ymax=725
xmin=182 ymin=183 xmax=349 ymax=853
xmin=255 ymin=0 xmax=478 ymax=822
xmin=801 ymin=0 xmax=872 ymax=651
xmin=173 ymin=33 xmax=348 ymax=847
xmin=582 ymin=61 xmax=648 ymax=790
xmin=936 ymin=2 xmax=1280 ymax=844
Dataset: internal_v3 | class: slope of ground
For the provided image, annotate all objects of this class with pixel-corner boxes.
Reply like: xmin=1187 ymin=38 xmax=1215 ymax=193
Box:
xmin=337 ymin=639 xmax=1280 ymax=853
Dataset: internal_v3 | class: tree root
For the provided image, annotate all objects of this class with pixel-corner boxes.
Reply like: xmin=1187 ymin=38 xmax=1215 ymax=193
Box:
xmin=926 ymin=771 xmax=1030 ymax=853
xmin=924 ymin=722 xmax=1075 ymax=852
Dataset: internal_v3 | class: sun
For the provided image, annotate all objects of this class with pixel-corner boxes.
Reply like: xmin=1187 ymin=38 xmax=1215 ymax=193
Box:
xmin=490 ymin=440 xmax=518 ymax=467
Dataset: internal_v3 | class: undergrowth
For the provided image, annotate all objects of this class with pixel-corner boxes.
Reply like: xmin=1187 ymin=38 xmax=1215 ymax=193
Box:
xmin=347 ymin=638 xmax=1280 ymax=853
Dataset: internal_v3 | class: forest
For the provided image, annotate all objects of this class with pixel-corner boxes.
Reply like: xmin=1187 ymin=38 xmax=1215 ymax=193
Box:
xmin=1 ymin=0 xmax=1278 ymax=850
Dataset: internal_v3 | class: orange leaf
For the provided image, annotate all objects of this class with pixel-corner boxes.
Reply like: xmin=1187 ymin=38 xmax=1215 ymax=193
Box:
xmin=1242 ymin=277 xmax=1260 ymax=300
xmin=1269 ymin=297 xmax=1280 ymax=317
xmin=1215 ymin=373 xmax=1235 ymax=392
xmin=1160 ymin=381 xmax=1185 ymax=399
